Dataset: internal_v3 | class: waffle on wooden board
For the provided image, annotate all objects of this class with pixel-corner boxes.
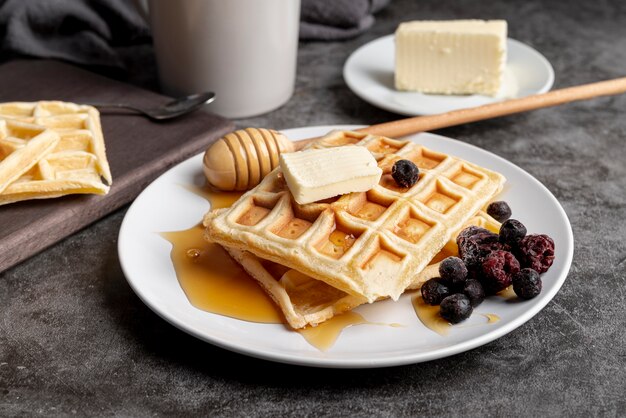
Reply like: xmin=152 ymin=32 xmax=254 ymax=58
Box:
xmin=0 ymin=101 xmax=111 ymax=205
xmin=205 ymin=130 xmax=505 ymax=302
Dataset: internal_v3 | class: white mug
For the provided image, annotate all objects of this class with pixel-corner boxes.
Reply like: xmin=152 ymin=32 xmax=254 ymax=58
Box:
xmin=136 ymin=0 xmax=301 ymax=118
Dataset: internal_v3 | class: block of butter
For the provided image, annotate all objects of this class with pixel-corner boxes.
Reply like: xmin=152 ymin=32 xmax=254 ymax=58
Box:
xmin=279 ymin=146 xmax=382 ymax=205
xmin=395 ymin=20 xmax=507 ymax=96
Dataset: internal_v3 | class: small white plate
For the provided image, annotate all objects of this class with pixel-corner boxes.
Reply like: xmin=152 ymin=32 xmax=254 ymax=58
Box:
xmin=118 ymin=125 xmax=573 ymax=368
xmin=343 ymin=35 xmax=555 ymax=116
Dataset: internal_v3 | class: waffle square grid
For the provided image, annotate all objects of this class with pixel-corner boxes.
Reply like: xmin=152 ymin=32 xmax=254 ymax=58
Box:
xmin=205 ymin=131 xmax=505 ymax=302
xmin=224 ymin=210 xmax=500 ymax=329
xmin=0 ymin=101 xmax=111 ymax=205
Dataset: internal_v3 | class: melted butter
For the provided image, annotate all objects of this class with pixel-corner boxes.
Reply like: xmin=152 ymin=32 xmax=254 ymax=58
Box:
xmin=297 ymin=312 xmax=367 ymax=351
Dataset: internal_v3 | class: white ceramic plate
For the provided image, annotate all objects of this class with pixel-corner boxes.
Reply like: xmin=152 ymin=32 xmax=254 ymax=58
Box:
xmin=118 ymin=125 xmax=573 ymax=368
xmin=343 ymin=35 xmax=555 ymax=116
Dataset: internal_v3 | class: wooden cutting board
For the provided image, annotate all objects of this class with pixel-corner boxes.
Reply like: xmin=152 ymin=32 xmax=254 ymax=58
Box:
xmin=0 ymin=60 xmax=235 ymax=273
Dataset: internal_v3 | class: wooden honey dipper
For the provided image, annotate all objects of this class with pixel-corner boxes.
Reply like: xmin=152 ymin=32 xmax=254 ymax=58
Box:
xmin=203 ymin=77 xmax=626 ymax=191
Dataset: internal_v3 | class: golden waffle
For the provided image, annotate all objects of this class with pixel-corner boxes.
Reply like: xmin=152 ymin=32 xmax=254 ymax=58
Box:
xmin=0 ymin=101 xmax=111 ymax=205
xmin=205 ymin=130 xmax=505 ymax=302
xmin=225 ymin=211 xmax=501 ymax=329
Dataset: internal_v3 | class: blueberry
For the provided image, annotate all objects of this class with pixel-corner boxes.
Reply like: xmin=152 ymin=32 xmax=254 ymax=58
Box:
xmin=512 ymin=268 xmax=543 ymax=299
xmin=421 ymin=278 xmax=450 ymax=305
xmin=391 ymin=159 xmax=419 ymax=188
xmin=439 ymin=256 xmax=468 ymax=288
xmin=440 ymin=294 xmax=473 ymax=323
xmin=499 ymin=219 xmax=527 ymax=245
xmin=463 ymin=279 xmax=485 ymax=307
xmin=486 ymin=201 xmax=512 ymax=222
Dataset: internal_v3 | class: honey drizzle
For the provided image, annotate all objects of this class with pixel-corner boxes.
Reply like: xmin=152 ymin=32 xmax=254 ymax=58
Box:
xmin=498 ymin=286 xmax=517 ymax=300
xmin=412 ymin=294 xmax=501 ymax=335
xmin=160 ymin=224 xmax=282 ymax=323
xmin=481 ymin=313 xmax=501 ymax=323
xmin=412 ymin=295 xmax=451 ymax=336
xmin=168 ymin=183 xmax=501 ymax=351
xmin=165 ymin=184 xmax=385 ymax=351
xmin=183 ymin=184 xmax=243 ymax=209
xmin=297 ymin=312 xmax=367 ymax=351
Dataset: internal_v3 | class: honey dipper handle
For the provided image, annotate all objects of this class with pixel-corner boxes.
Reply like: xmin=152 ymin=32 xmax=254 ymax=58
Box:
xmin=293 ymin=77 xmax=626 ymax=149
xmin=358 ymin=77 xmax=626 ymax=138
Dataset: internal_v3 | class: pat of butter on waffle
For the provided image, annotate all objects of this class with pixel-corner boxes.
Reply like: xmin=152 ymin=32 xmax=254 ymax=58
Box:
xmin=0 ymin=101 xmax=111 ymax=205
xmin=279 ymin=145 xmax=382 ymax=205
xmin=204 ymin=130 xmax=505 ymax=303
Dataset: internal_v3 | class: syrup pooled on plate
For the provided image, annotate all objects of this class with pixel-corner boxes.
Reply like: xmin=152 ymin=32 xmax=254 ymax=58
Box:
xmin=412 ymin=293 xmax=502 ymax=336
xmin=163 ymin=184 xmax=378 ymax=351
xmin=481 ymin=313 xmax=501 ymax=323
xmin=161 ymin=224 xmax=283 ymax=324
xmin=412 ymin=295 xmax=451 ymax=336
xmin=165 ymin=183 xmax=501 ymax=349
xmin=297 ymin=312 xmax=367 ymax=352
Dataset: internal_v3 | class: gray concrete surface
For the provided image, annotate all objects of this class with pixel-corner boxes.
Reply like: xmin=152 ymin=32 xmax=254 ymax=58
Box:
xmin=1 ymin=0 xmax=625 ymax=416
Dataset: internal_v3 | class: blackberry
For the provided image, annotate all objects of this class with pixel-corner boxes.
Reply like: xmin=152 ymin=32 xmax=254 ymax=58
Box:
xmin=421 ymin=278 xmax=450 ymax=305
xmin=486 ymin=201 xmax=512 ymax=222
xmin=512 ymin=268 xmax=542 ymax=299
xmin=458 ymin=231 xmax=508 ymax=270
xmin=499 ymin=219 xmax=527 ymax=245
xmin=439 ymin=256 xmax=468 ymax=288
xmin=480 ymin=250 xmax=520 ymax=294
xmin=440 ymin=294 xmax=473 ymax=323
xmin=463 ymin=279 xmax=485 ymax=307
xmin=517 ymin=234 xmax=555 ymax=273
xmin=391 ymin=159 xmax=419 ymax=188
xmin=457 ymin=226 xmax=491 ymax=243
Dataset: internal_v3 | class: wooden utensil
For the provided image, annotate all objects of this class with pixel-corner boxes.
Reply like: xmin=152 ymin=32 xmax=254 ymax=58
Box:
xmin=203 ymin=77 xmax=626 ymax=191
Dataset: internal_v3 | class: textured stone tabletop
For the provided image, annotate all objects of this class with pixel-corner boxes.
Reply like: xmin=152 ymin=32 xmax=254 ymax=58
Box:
xmin=1 ymin=0 xmax=625 ymax=416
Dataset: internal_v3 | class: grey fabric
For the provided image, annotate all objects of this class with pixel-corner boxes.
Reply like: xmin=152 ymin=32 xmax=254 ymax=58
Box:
xmin=0 ymin=0 xmax=390 ymax=71
xmin=300 ymin=0 xmax=391 ymax=40
xmin=0 ymin=0 xmax=149 ymax=69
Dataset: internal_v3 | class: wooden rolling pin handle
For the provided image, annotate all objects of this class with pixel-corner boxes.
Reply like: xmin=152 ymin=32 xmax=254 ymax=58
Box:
xmin=294 ymin=77 xmax=626 ymax=149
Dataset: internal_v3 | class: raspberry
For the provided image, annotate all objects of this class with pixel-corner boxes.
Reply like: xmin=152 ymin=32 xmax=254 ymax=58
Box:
xmin=486 ymin=201 xmax=512 ymax=222
xmin=438 ymin=256 xmax=468 ymax=288
xmin=391 ymin=159 xmax=419 ymax=188
xmin=421 ymin=278 xmax=450 ymax=305
xmin=512 ymin=268 xmax=542 ymax=299
xmin=458 ymin=231 xmax=509 ymax=270
xmin=480 ymin=250 xmax=520 ymax=294
xmin=499 ymin=219 xmax=527 ymax=245
xmin=440 ymin=294 xmax=473 ymax=323
xmin=517 ymin=234 xmax=555 ymax=273
xmin=463 ymin=279 xmax=485 ymax=307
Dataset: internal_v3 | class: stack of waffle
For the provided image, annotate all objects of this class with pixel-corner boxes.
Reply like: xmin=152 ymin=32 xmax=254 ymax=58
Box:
xmin=0 ymin=101 xmax=111 ymax=205
xmin=204 ymin=130 xmax=505 ymax=329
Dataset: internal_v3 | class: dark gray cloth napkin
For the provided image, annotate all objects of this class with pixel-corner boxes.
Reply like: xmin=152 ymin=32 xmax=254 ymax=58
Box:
xmin=0 ymin=0 xmax=149 ymax=69
xmin=300 ymin=0 xmax=391 ymax=40
xmin=0 ymin=0 xmax=390 ymax=71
